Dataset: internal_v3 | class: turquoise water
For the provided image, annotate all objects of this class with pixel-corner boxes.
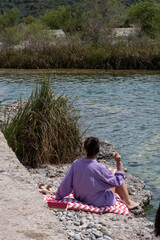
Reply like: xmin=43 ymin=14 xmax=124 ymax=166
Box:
xmin=0 ymin=69 xmax=160 ymax=221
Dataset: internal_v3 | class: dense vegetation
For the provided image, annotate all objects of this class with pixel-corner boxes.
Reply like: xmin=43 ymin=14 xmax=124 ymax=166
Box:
xmin=0 ymin=0 xmax=82 ymax=18
xmin=0 ymin=0 xmax=160 ymax=70
xmin=1 ymin=78 xmax=83 ymax=168
xmin=0 ymin=0 xmax=139 ymax=18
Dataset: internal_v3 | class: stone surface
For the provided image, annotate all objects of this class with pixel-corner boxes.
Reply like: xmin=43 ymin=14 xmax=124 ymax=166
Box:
xmin=0 ymin=131 xmax=67 ymax=240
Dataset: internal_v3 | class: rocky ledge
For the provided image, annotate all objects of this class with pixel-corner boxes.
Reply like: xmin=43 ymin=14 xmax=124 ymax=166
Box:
xmin=0 ymin=103 xmax=156 ymax=240
xmin=28 ymin=161 xmax=155 ymax=240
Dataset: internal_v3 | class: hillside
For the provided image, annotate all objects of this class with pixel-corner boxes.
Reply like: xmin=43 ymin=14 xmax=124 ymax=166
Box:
xmin=0 ymin=0 xmax=137 ymax=18
xmin=0 ymin=0 xmax=82 ymax=18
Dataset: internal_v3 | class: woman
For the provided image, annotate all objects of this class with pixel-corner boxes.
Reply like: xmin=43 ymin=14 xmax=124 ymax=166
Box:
xmin=56 ymin=136 xmax=139 ymax=209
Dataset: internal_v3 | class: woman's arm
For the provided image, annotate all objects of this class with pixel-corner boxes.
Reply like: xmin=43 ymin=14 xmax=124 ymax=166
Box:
xmin=113 ymin=152 xmax=123 ymax=172
xmin=55 ymin=164 xmax=74 ymax=200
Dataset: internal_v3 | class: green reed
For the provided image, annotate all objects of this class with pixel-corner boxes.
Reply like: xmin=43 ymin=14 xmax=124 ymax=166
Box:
xmin=1 ymin=77 xmax=82 ymax=168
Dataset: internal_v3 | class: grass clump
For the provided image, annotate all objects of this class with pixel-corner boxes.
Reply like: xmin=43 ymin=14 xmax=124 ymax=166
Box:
xmin=1 ymin=78 xmax=82 ymax=168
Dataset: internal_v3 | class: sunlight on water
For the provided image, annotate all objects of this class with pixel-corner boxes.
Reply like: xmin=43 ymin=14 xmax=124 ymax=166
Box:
xmin=0 ymin=69 xmax=160 ymax=221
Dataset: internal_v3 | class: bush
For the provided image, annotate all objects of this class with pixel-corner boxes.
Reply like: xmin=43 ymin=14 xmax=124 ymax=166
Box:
xmin=24 ymin=15 xmax=37 ymax=25
xmin=40 ymin=5 xmax=83 ymax=33
xmin=0 ymin=8 xmax=20 ymax=31
xmin=127 ymin=0 xmax=160 ymax=37
xmin=1 ymin=78 xmax=82 ymax=168
xmin=0 ymin=22 xmax=52 ymax=48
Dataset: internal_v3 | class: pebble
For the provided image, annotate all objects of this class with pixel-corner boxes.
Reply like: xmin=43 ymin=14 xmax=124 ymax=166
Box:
xmin=90 ymin=233 xmax=96 ymax=239
xmin=60 ymin=216 xmax=66 ymax=221
xmin=74 ymin=221 xmax=80 ymax=226
xmin=74 ymin=234 xmax=81 ymax=240
xmin=86 ymin=222 xmax=94 ymax=228
xmin=92 ymin=230 xmax=103 ymax=238
xmin=75 ymin=227 xmax=81 ymax=232
xmin=103 ymin=236 xmax=113 ymax=240
xmin=68 ymin=232 xmax=75 ymax=238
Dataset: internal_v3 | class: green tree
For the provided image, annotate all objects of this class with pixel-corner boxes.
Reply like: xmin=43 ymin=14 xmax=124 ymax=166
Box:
xmin=40 ymin=5 xmax=83 ymax=32
xmin=0 ymin=8 xmax=20 ymax=31
xmin=80 ymin=0 xmax=126 ymax=42
xmin=24 ymin=15 xmax=37 ymax=24
xmin=127 ymin=0 xmax=160 ymax=36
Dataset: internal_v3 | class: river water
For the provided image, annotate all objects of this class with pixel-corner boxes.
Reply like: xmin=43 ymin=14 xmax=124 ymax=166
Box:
xmin=0 ymin=69 xmax=160 ymax=221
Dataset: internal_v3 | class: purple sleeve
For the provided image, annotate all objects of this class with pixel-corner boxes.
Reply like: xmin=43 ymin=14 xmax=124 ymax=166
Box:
xmin=98 ymin=165 xmax=125 ymax=188
xmin=55 ymin=164 xmax=74 ymax=200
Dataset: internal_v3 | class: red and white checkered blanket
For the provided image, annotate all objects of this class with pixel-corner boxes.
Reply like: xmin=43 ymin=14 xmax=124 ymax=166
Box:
xmin=43 ymin=193 xmax=130 ymax=216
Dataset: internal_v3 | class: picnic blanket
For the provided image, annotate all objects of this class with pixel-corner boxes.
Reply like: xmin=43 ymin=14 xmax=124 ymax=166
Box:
xmin=43 ymin=193 xmax=130 ymax=216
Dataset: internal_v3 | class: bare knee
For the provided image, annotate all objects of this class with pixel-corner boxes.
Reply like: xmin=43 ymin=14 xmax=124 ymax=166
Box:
xmin=110 ymin=187 xmax=115 ymax=193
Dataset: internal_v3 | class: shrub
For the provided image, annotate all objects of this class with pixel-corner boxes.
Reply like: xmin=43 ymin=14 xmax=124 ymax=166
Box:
xmin=0 ymin=25 xmax=23 ymax=46
xmin=127 ymin=0 xmax=160 ymax=37
xmin=0 ymin=8 xmax=20 ymax=31
xmin=1 ymin=77 xmax=82 ymax=168
xmin=0 ymin=22 xmax=52 ymax=48
xmin=24 ymin=15 xmax=37 ymax=25
xmin=40 ymin=5 xmax=83 ymax=33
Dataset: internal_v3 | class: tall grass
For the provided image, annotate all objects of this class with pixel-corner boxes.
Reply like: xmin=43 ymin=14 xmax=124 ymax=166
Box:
xmin=0 ymin=34 xmax=160 ymax=69
xmin=1 ymin=78 xmax=82 ymax=168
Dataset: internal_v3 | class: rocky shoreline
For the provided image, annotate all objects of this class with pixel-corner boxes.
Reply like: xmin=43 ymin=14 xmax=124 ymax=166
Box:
xmin=0 ymin=103 xmax=156 ymax=239
xmin=27 ymin=160 xmax=155 ymax=240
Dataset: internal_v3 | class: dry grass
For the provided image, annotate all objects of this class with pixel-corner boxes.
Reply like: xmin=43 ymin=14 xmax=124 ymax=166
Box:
xmin=0 ymin=35 xmax=160 ymax=69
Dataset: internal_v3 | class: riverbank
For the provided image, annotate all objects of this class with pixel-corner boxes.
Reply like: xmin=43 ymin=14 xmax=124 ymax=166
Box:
xmin=0 ymin=103 xmax=157 ymax=239
xmin=28 ymin=161 xmax=155 ymax=240
xmin=0 ymin=35 xmax=160 ymax=70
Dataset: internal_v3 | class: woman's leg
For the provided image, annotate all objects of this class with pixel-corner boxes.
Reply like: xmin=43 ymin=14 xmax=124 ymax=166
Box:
xmin=115 ymin=182 xmax=140 ymax=209
xmin=108 ymin=167 xmax=140 ymax=209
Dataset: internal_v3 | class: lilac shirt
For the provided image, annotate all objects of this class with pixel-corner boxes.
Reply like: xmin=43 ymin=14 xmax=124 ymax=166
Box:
xmin=56 ymin=158 xmax=125 ymax=207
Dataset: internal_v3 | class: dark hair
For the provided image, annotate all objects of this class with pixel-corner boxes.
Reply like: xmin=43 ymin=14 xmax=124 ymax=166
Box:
xmin=84 ymin=137 xmax=100 ymax=157
xmin=155 ymin=203 xmax=160 ymax=237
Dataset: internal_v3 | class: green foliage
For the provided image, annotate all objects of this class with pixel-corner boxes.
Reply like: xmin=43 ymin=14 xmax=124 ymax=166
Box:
xmin=0 ymin=22 xmax=52 ymax=47
xmin=0 ymin=25 xmax=22 ymax=46
xmin=40 ymin=5 xmax=83 ymax=32
xmin=1 ymin=77 xmax=82 ymax=168
xmin=41 ymin=0 xmax=126 ymax=41
xmin=122 ymin=0 xmax=138 ymax=6
xmin=0 ymin=0 xmax=83 ymax=18
xmin=24 ymin=15 xmax=37 ymax=24
xmin=79 ymin=0 xmax=126 ymax=42
xmin=0 ymin=0 xmax=141 ymax=19
xmin=0 ymin=0 xmax=160 ymax=70
xmin=127 ymin=0 xmax=160 ymax=36
xmin=21 ymin=22 xmax=51 ymax=43
xmin=0 ymin=0 xmax=139 ymax=20
xmin=0 ymin=8 xmax=20 ymax=30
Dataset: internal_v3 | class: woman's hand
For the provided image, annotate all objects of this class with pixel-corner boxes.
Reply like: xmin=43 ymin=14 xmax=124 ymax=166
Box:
xmin=112 ymin=152 xmax=123 ymax=171
xmin=113 ymin=152 xmax=121 ymax=164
